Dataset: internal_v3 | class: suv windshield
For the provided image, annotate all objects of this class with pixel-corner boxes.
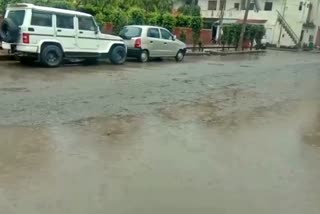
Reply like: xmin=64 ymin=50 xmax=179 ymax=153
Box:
xmin=119 ymin=26 xmax=142 ymax=39
xmin=7 ymin=10 xmax=25 ymax=26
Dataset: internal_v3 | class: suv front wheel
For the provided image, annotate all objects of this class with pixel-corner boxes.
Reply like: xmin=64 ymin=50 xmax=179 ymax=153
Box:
xmin=40 ymin=45 xmax=63 ymax=67
xmin=109 ymin=45 xmax=126 ymax=65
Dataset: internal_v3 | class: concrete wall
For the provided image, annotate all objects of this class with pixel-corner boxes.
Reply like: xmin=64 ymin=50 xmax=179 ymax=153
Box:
xmin=199 ymin=0 xmax=311 ymax=47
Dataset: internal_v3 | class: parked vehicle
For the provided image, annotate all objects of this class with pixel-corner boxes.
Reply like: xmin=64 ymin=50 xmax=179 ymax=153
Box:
xmin=0 ymin=3 xmax=127 ymax=67
xmin=119 ymin=25 xmax=186 ymax=63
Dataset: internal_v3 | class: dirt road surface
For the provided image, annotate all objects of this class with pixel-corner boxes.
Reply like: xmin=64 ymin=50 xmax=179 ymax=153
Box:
xmin=1 ymin=52 xmax=320 ymax=214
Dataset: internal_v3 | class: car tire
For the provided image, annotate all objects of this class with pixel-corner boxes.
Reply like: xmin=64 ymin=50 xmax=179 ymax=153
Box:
xmin=40 ymin=45 xmax=63 ymax=67
xmin=139 ymin=50 xmax=149 ymax=63
xmin=175 ymin=50 xmax=185 ymax=62
xmin=0 ymin=18 xmax=20 ymax=43
xmin=109 ymin=45 xmax=126 ymax=65
xmin=19 ymin=57 xmax=36 ymax=65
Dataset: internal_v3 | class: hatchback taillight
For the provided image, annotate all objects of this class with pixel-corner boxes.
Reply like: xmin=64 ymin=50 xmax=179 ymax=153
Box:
xmin=134 ymin=38 xmax=142 ymax=48
xmin=22 ymin=33 xmax=30 ymax=44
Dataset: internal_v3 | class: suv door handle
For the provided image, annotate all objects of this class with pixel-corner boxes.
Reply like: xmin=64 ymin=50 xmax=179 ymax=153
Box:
xmin=79 ymin=31 xmax=84 ymax=34
xmin=150 ymin=41 xmax=153 ymax=43
xmin=164 ymin=42 xmax=167 ymax=45
xmin=57 ymin=29 xmax=62 ymax=32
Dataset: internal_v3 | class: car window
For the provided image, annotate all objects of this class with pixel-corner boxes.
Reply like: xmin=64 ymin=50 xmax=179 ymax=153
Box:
xmin=31 ymin=11 xmax=52 ymax=27
xmin=119 ymin=27 xmax=142 ymax=39
xmin=7 ymin=10 xmax=25 ymax=26
xmin=78 ymin=16 xmax=96 ymax=31
xmin=160 ymin=29 xmax=173 ymax=40
xmin=147 ymin=28 xmax=160 ymax=38
xmin=57 ymin=14 xmax=74 ymax=29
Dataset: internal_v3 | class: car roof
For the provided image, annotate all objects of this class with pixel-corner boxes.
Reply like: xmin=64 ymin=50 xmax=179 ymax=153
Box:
xmin=7 ymin=3 xmax=91 ymax=17
xmin=126 ymin=25 xmax=165 ymax=29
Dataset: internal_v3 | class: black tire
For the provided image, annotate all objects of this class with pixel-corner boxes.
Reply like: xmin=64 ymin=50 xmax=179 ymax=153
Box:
xmin=109 ymin=45 xmax=126 ymax=65
xmin=40 ymin=45 xmax=63 ymax=67
xmin=175 ymin=50 xmax=185 ymax=62
xmin=0 ymin=18 xmax=20 ymax=43
xmin=139 ymin=50 xmax=149 ymax=63
xmin=19 ymin=57 xmax=36 ymax=65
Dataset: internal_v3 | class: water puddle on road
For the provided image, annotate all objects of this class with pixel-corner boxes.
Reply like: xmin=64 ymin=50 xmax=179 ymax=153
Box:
xmin=1 ymin=100 xmax=320 ymax=214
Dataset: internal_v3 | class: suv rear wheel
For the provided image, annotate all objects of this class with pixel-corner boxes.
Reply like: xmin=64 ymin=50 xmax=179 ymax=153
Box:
xmin=109 ymin=45 xmax=126 ymax=65
xmin=40 ymin=45 xmax=63 ymax=67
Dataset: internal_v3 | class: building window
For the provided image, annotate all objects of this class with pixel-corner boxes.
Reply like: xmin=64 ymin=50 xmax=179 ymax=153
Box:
xmin=241 ymin=0 xmax=246 ymax=10
xmin=299 ymin=1 xmax=303 ymax=11
xmin=241 ymin=0 xmax=255 ymax=10
xmin=264 ymin=2 xmax=273 ymax=11
xmin=309 ymin=35 xmax=314 ymax=42
xmin=208 ymin=0 xmax=217 ymax=10
xmin=249 ymin=2 xmax=255 ymax=10
xmin=234 ymin=3 xmax=240 ymax=10
xmin=220 ymin=0 xmax=226 ymax=10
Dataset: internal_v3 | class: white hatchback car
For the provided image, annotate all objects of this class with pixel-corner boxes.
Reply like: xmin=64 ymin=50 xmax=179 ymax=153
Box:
xmin=119 ymin=25 xmax=187 ymax=62
xmin=0 ymin=3 xmax=127 ymax=67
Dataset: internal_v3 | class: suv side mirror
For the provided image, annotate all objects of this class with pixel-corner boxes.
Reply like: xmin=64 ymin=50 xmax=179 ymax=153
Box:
xmin=173 ymin=35 xmax=177 ymax=41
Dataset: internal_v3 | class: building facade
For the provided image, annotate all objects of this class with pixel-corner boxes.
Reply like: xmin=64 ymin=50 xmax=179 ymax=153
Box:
xmin=198 ymin=0 xmax=320 ymax=47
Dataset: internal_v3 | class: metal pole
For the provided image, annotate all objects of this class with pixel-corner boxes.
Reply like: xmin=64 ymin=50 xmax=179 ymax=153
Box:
xmin=237 ymin=0 xmax=251 ymax=50
xmin=277 ymin=0 xmax=287 ymax=47
xmin=217 ymin=3 xmax=225 ymax=44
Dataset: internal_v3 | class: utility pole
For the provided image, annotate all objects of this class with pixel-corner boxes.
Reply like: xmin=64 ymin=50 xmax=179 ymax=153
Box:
xmin=277 ymin=0 xmax=287 ymax=47
xmin=237 ymin=0 xmax=251 ymax=50
xmin=218 ymin=5 xmax=224 ymax=43
xmin=217 ymin=3 xmax=225 ymax=44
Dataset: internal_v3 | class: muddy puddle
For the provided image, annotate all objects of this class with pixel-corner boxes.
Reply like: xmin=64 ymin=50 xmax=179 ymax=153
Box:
xmin=1 ymin=100 xmax=320 ymax=213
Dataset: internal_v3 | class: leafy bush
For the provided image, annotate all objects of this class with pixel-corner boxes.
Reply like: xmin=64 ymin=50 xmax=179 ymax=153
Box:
xmin=190 ymin=16 xmax=202 ymax=44
xmin=222 ymin=24 xmax=265 ymax=47
xmin=146 ymin=12 xmax=162 ymax=26
xmin=128 ymin=7 xmax=146 ymax=25
xmin=109 ymin=10 xmax=128 ymax=34
xmin=175 ymin=15 xmax=191 ymax=28
xmin=162 ymin=13 xmax=175 ymax=32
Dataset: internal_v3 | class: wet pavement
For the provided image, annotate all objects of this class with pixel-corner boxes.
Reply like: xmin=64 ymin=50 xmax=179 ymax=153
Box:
xmin=0 ymin=51 xmax=320 ymax=213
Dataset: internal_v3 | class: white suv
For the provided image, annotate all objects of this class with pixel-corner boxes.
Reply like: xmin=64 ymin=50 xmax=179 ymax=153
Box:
xmin=0 ymin=3 xmax=127 ymax=67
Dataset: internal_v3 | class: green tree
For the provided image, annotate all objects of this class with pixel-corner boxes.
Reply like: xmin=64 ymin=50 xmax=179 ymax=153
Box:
xmin=175 ymin=15 xmax=191 ymax=27
xmin=146 ymin=12 xmax=162 ymax=25
xmin=162 ymin=13 xmax=175 ymax=32
xmin=190 ymin=16 xmax=202 ymax=45
xmin=128 ymin=7 xmax=146 ymax=25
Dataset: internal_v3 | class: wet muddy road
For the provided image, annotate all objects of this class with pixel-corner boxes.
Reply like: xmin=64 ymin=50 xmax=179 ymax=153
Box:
xmin=1 ymin=51 xmax=320 ymax=213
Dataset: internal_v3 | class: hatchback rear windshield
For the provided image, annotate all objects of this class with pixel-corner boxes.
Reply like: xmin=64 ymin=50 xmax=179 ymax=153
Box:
xmin=119 ymin=27 xmax=142 ymax=39
xmin=7 ymin=10 xmax=25 ymax=26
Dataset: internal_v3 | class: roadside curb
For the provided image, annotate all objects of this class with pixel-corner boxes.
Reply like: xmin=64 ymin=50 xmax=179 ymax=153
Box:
xmin=186 ymin=50 xmax=266 ymax=57
xmin=208 ymin=50 xmax=266 ymax=56
xmin=186 ymin=52 xmax=211 ymax=56
xmin=267 ymin=47 xmax=300 ymax=52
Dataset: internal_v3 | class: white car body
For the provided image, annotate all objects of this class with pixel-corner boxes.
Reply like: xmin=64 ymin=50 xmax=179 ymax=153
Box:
xmin=119 ymin=25 xmax=187 ymax=62
xmin=1 ymin=3 xmax=126 ymax=66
